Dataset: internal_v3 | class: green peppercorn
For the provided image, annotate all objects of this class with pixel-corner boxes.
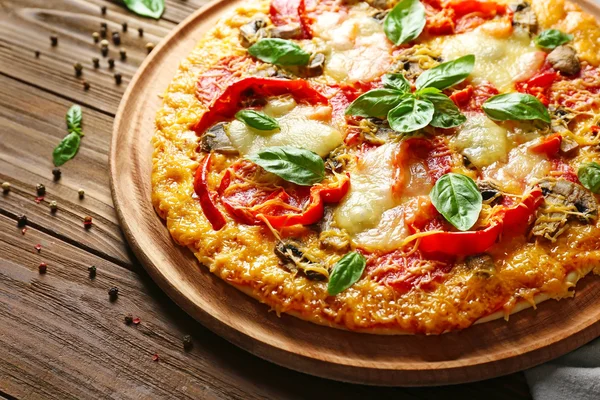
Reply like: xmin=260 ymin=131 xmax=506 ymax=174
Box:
xmin=2 ymin=182 xmax=10 ymax=193
xmin=92 ymin=32 xmax=100 ymax=43
xmin=74 ymin=62 xmax=83 ymax=77
xmin=49 ymin=200 xmax=58 ymax=213
xmin=52 ymin=168 xmax=61 ymax=181
xmin=145 ymin=42 xmax=155 ymax=54
xmin=108 ymin=286 xmax=119 ymax=301
xmin=36 ymin=183 xmax=46 ymax=196
xmin=88 ymin=265 xmax=97 ymax=279
xmin=78 ymin=188 xmax=85 ymax=199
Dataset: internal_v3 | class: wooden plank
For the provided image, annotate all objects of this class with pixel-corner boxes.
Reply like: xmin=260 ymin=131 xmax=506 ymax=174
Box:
xmin=0 ymin=74 xmax=133 ymax=268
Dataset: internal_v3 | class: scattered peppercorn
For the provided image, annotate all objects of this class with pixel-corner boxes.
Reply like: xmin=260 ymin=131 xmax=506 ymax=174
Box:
xmin=50 ymin=200 xmax=58 ymax=212
xmin=112 ymin=32 xmax=121 ymax=46
xmin=183 ymin=335 xmax=193 ymax=351
xmin=78 ymin=188 xmax=85 ymax=199
xmin=92 ymin=57 xmax=100 ymax=69
xmin=88 ymin=265 xmax=96 ymax=279
xmin=74 ymin=62 xmax=83 ymax=77
xmin=145 ymin=42 xmax=155 ymax=54
xmin=83 ymin=81 xmax=90 ymax=91
xmin=138 ymin=27 xmax=144 ymax=37
xmin=2 ymin=182 xmax=10 ymax=193
xmin=114 ymin=73 xmax=122 ymax=85
xmin=35 ymin=50 xmax=40 ymax=58
xmin=34 ymin=244 xmax=42 ymax=253
xmin=124 ymin=315 xmax=133 ymax=325
xmin=39 ymin=262 xmax=47 ymax=274
xmin=50 ymin=35 xmax=58 ymax=47
xmin=52 ymin=167 xmax=62 ymax=181
xmin=108 ymin=286 xmax=119 ymax=301
xmin=119 ymin=48 xmax=127 ymax=61
xmin=84 ymin=216 xmax=93 ymax=229
xmin=101 ymin=47 xmax=109 ymax=57
xmin=152 ymin=353 xmax=159 ymax=362
xmin=101 ymin=22 xmax=108 ymax=30
xmin=101 ymin=39 xmax=109 ymax=48
xmin=100 ymin=26 xmax=107 ymax=38
xmin=133 ymin=317 xmax=141 ymax=325
xmin=108 ymin=58 xmax=115 ymax=69
xmin=36 ymin=183 xmax=46 ymax=196
xmin=122 ymin=22 xmax=128 ymax=32
xmin=101 ymin=5 xmax=107 ymax=15
xmin=17 ymin=215 xmax=27 ymax=227
xmin=92 ymin=32 xmax=100 ymax=43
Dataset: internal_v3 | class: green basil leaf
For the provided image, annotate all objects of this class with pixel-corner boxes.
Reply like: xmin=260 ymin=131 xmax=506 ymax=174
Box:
xmin=430 ymin=173 xmax=482 ymax=231
xmin=383 ymin=0 xmax=426 ymax=45
xmin=235 ymin=110 xmax=280 ymax=131
xmin=535 ymin=29 xmax=573 ymax=49
xmin=248 ymin=38 xmax=310 ymax=66
xmin=123 ymin=0 xmax=165 ymax=19
xmin=387 ymin=96 xmax=434 ymax=133
xmin=53 ymin=132 xmax=81 ymax=167
xmin=66 ymin=105 xmax=83 ymax=136
xmin=415 ymin=87 xmax=441 ymax=96
xmin=327 ymin=252 xmax=367 ymax=296
xmin=345 ymin=89 xmax=407 ymax=118
xmin=421 ymin=92 xmax=466 ymax=128
xmin=382 ymin=73 xmax=411 ymax=93
xmin=247 ymin=146 xmax=325 ymax=186
xmin=415 ymin=54 xmax=475 ymax=90
xmin=578 ymin=162 xmax=600 ymax=193
xmin=483 ymin=93 xmax=551 ymax=123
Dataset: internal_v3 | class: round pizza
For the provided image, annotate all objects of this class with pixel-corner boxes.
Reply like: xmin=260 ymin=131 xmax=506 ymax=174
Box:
xmin=152 ymin=0 xmax=600 ymax=334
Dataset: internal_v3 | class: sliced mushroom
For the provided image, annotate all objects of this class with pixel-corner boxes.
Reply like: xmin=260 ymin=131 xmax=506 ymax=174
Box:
xmin=369 ymin=0 xmax=389 ymax=9
xmin=477 ymin=180 xmax=504 ymax=204
xmin=239 ymin=18 xmax=268 ymax=48
xmin=532 ymin=178 xmax=598 ymax=241
xmin=200 ymin=123 xmax=239 ymax=155
xmin=301 ymin=53 xmax=326 ymax=77
xmin=465 ymin=253 xmax=495 ymax=277
xmin=270 ymin=23 xmax=303 ymax=39
xmin=549 ymin=105 xmax=575 ymax=134
xmin=275 ymin=240 xmax=328 ymax=281
xmin=559 ymin=135 xmax=579 ymax=155
xmin=371 ymin=10 xmax=388 ymax=22
xmin=547 ymin=46 xmax=581 ymax=76
xmin=253 ymin=65 xmax=290 ymax=79
xmin=511 ymin=2 xmax=538 ymax=33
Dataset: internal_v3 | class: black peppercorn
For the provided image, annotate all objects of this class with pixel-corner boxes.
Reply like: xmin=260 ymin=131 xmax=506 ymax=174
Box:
xmin=119 ymin=48 xmax=127 ymax=61
xmin=101 ymin=5 xmax=107 ymax=15
xmin=114 ymin=73 xmax=122 ymax=85
xmin=50 ymin=35 xmax=58 ymax=46
xmin=52 ymin=168 xmax=61 ymax=181
xmin=108 ymin=286 xmax=119 ymax=301
xmin=35 ymin=50 xmax=40 ymax=58
xmin=108 ymin=58 xmax=115 ymax=69
xmin=122 ymin=22 xmax=128 ymax=32
xmin=39 ymin=262 xmax=47 ymax=274
xmin=124 ymin=315 xmax=133 ymax=325
xmin=112 ymin=32 xmax=121 ymax=46
xmin=100 ymin=26 xmax=107 ymax=38
xmin=101 ymin=22 xmax=108 ymax=30
xmin=101 ymin=47 xmax=109 ymax=57
xmin=88 ymin=265 xmax=97 ymax=279
xmin=36 ymin=183 xmax=46 ymax=196
xmin=183 ymin=335 xmax=193 ymax=350
xmin=92 ymin=57 xmax=100 ymax=69
xmin=17 ymin=215 xmax=27 ymax=227
xmin=84 ymin=216 xmax=93 ymax=229
xmin=83 ymin=81 xmax=90 ymax=91
xmin=50 ymin=201 xmax=58 ymax=213
xmin=138 ymin=27 xmax=144 ymax=37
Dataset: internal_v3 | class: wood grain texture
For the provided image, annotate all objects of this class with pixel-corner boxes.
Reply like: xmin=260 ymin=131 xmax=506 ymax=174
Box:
xmin=111 ymin=0 xmax=600 ymax=387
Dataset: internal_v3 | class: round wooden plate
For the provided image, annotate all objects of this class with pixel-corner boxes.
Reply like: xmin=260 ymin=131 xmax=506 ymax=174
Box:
xmin=110 ymin=0 xmax=600 ymax=386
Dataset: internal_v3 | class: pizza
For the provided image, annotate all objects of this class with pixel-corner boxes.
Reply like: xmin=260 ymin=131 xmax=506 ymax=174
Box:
xmin=152 ymin=0 xmax=600 ymax=334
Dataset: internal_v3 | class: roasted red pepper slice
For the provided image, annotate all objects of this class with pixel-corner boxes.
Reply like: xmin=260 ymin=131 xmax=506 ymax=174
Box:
xmin=526 ymin=70 xmax=558 ymax=88
xmin=193 ymin=77 xmax=328 ymax=135
xmin=194 ymin=154 xmax=227 ymax=231
xmin=446 ymin=0 xmax=506 ymax=17
xmin=529 ymin=133 xmax=562 ymax=158
xmin=498 ymin=187 xmax=543 ymax=233
xmin=270 ymin=0 xmax=312 ymax=39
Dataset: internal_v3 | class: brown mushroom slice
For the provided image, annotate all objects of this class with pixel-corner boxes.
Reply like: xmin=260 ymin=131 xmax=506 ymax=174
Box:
xmin=465 ymin=253 xmax=496 ymax=277
xmin=274 ymin=240 xmax=328 ymax=281
xmin=559 ymin=135 xmax=579 ymax=155
xmin=532 ymin=178 xmax=598 ymax=241
xmin=270 ymin=23 xmax=303 ymax=39
xmin=511 ymin=2 xmax=538 ymax=34
xmin=477 ymin=180 xmax=504 ymax=204
xmin=301 ymin=53 xmax=326 ymax=78
xmin=200 ymin=123 xmax=239 ymax=155
xmin=547 ymin=46 xmax=581 ymax=76
xmin=239 ymin=18 xmax=268 ymax=48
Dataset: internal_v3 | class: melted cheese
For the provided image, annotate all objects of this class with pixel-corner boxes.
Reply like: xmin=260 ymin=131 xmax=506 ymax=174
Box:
xmin=484 ymin=144 xmax=551 ymax=192
xmin=354 ymin=206 xmax=410 ymax=252
xmin=431 ymin=25 xmax=537 ymax=91
xmin=450 ymin=114 xmax=509 ymax=169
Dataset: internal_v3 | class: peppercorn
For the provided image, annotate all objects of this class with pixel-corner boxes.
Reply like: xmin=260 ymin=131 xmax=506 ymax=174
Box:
xmin=101 ymin=22 xmax=108 ymax=30
xmin=114 ymin=73 xmax=122 ymax=85
xmin=101 ymin=5 xmax=107 ymax=15
xmin=84 ymin=216 xmax=93 ymax=229
xmin=83 ymin=81 xmax=90 ymax=91
xmin=78 ymin=188 xmax=85 ymax=199
xmin=88 ymin=265 xmax=96 ymax=279
xmin=39 ymin=262 xmax=47 ymax=274
xmin=34 ymin=244 xmax=42 ymax=252
xmin=124 ymin=315 xmax=133 ymax=325
xmin=145 ymin=42 xmax=155 ymax=54
xmin=108 ymin=58 xmax=115 ymax=69
xmin=101 ymin=47 xmax=109 ymax=57
xmin=2 ymin=182 xmax=10 ymax=193
xmin=92 ymin=57 xmax=100 ymax=69
xmin=74 ymin=62 xmax=83 ymax=77
xmin=100 ymin=26 xmax=107 ymax=38
xmin=52 ymin=168 xmax=61 ymax=181
xmin=17 ymin=215 xmax=27 ymax=227
xmin=119 ymin=48 xmax=127 ymax=61
xmin=100 ymin=39 xmax=109 ymax=48
xmin=49 ymin=200 xmax=58 ymax=213
xmin=108 ymin=286 xmax=119 ymax=301
xmin=36 ymin=183 xmax=46 ymax=196
xmin=183 ymin=335 xmax=193 ymax=351
xmin=138 ymin=27 xmax=144 ymax=37
xmin=122 ymin=22 xmax=128 ymax=32
xmin=92 ymin=32 xmax=100 ymax=43
xmin=112 ymin=32 xmax=121 ymax=46
xmin=50 ymin=35 xmax=58 ymax=47
xmin=35 ymin=50 xmax=40 ymax=58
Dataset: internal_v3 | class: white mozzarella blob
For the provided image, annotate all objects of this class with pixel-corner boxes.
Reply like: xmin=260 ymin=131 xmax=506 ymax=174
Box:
xmin=334 ymin=143 xmax=397 ymax=235
xmin=432 ymin=25 xmax=537 ymax=91
xmin=353 ymin=206 xmax=410 ymax=252
xmin=227 ymin=103 xmax=342 ymax=157
xmin=511 ymin=51 xmax=546 ymax=82
xmin=450 ymin=114 xmax=509 ymax=169
xmin=484 ymin=145 xmax=551 ymax=191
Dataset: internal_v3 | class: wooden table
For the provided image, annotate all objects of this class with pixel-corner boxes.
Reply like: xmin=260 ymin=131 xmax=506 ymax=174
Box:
xmin=0 ymin=1 xmax=533 ymax=398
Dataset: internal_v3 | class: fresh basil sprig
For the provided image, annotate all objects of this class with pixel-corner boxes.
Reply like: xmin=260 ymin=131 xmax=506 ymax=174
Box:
xmin=483 ymin=93 xmax=551 ymax=123
xmin=345 ymin=56 xmax=474 ymax=133
xmin=53 ymin=105 xmax=84 ymax=166
xmin=123 ymin=0 xmax=165 ymax=19
xmin=247 ymin=146 xmax=325 ymax=186
xmin=248 ymin=39 xmax=310 ymax=66
xmin=327 ymin=252 xmax=367 ymax=296
xmin=235 ymin=110 xmax=280 ymax=131
xmin=535 ymin=29 xmax=573 ymax=50
xmin=430 ymin=173 xmax=482 ymax=231
xmin=384 ymin=0 xmax=426 ymax=45
xmin=578 ymin=162 xmax=600 ymax=193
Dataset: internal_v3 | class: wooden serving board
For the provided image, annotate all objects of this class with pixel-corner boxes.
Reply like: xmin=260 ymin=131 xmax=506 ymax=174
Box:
xmin=110 ymin=0 xmax=600 ymax=386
